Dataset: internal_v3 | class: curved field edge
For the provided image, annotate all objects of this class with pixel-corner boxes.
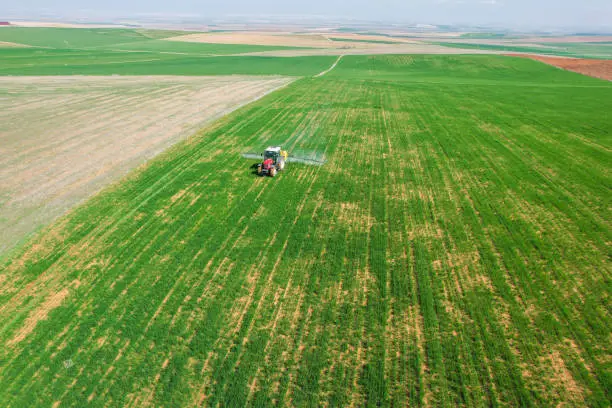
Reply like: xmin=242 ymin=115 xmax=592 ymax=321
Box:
xmin=0 ymin=55 xmax=610 ymax=407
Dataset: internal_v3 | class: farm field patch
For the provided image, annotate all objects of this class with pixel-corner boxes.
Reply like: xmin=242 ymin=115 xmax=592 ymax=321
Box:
xmin=163 ymin=31 xmax=490 ymax=57
xmin=1 ymin=55 xmax=610 ymax=407
xmin=507 ymin=54 xmax=612 ymax=81
xmin=328 ymin=37 xmax=401 ymax=45
xmin=436 ymin=41 xmax=612 ymax=59
xmin=0 ymin=48 xmax=335 ymax=76
xmin=0 ymin=27 xmax=306 ymax=58
xmin=94 ymin=39 xmax=301 ymax=55
xmin=539 ymin=42 xmax=612 ymax=59
xmin=529 ymin=36 xmax=612 ymax=43
xmin=0 ymin=75 xmax=293 ymax=257
xmin=325 ymin=33 xmax=418 ymax=44
xmin=240 ymin=44 xmax=493 ymax=57
xmin=164 ymin=32 xmax=354 ymax=48
xmin=0 ymin=27 xmax=194 ymax=49
xmin=6 ymin=21 xmax=136 ymax=29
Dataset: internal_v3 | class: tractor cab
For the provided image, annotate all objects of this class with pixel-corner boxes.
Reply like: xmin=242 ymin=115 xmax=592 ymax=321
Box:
xmin=264 ymin=146 xmax=282 ymax=163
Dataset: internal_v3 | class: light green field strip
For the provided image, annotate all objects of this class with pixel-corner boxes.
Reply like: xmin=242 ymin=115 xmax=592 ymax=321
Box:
xmin=0 ymin=55 xmax=610 ymax=407
xmin=0 ymin=27 xmax=308 ymax=56
xmin=0 ymin=47 xmax=336 ymax=76
xmin=0 ymin=27 xmax=189 ymax=49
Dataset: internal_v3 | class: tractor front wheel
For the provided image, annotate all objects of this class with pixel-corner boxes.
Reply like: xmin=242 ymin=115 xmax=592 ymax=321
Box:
xmin=269 ymin=167 xmax=277 ymax=177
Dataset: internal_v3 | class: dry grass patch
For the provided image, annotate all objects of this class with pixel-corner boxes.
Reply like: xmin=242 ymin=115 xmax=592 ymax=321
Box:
xmin=8 ymin=287 xmax=70 ymax=345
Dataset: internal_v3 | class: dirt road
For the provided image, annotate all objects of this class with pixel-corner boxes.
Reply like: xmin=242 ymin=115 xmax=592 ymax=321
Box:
xmin=315 ymin=55 xmax=343 ymax=77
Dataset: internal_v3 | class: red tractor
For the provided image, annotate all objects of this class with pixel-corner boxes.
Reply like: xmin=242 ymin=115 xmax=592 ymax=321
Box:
xmin=257 ymin=146 xmax=287 ymax=177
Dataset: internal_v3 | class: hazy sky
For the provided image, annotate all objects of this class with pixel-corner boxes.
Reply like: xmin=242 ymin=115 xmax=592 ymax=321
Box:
xmin=4 ymin=0 xmax=612 ymax=29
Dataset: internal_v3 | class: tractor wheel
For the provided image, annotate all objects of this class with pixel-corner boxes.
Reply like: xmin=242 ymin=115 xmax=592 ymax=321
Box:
xmin=269 ymin=167 xmax=277 ymax=177
xmin=278 ymin=160 xmax=286 ymax=171
xmin=257 ymin=165 xmax=263 ymax=176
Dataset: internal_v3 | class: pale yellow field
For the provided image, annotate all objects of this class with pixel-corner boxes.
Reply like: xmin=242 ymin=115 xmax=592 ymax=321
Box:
xmin=0 ymin=75 xmax=293 ymax=256
xmin=164 ymin=31 xmax=495 ymax=56
xmin=165 ymin=31 xmax=420 ymax=49
xmin=165 ymin=32 xmax=350 ymax=48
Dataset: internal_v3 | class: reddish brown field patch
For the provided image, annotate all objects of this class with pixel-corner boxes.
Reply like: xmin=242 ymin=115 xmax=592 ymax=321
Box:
xmin=507 ymin=54 xmax=612 ymax=81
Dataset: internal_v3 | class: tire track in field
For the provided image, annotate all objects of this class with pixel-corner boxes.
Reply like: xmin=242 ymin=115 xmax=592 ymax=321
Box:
xmin=242 ymin=121 xmax=335 ymax=404
xmin=192 ymin=86 xmax=329 ymax=405
xmin=273 ymin=109 xmax=347 ymax=406
xmin=380 ymin=93 xmax=418 ymax=406
xmin=227 ymin=98 xmax=342 ymax=405
xmin=237 ymin=170 xmax=321 ymax=403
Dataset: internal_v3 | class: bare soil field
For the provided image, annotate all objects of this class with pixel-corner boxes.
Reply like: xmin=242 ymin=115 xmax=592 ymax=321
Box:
xmin=0 ymin=75 xmax=293 ymax=257
xmin=507 ymin=54 xmax=612 ymax=81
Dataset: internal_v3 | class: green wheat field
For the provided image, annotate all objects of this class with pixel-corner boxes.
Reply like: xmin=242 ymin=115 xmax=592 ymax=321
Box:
xmin=0 ymin=27 xmax=610 ymax=407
